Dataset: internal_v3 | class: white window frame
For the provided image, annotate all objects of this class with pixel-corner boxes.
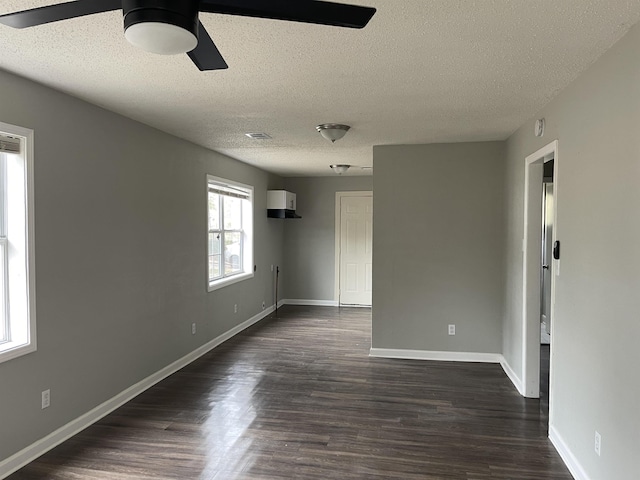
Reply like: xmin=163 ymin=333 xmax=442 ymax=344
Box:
xmin=0 ymin=121 xmax=36 ymax=364
xmin=207 ymin=175 xmax=253 ymax=292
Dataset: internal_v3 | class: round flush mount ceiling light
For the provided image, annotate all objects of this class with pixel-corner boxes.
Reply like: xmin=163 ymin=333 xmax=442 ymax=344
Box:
xmin=330 ymin=164 xmax=351 ymax=175
xmin=316 ymin=124 xmax=351 ymax=143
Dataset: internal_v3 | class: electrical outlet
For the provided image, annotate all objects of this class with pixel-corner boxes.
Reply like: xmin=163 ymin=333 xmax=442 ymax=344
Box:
xmin=191 ymin=323 xmax=196 ymax=335
xmin=448 ymin=324 xmax=456 ymax=335
xmin=271 ymin=264 xmax=274 ymax=272
xmin=594 ymin=431 xmax=601 ymax=456
xmin=234 ymin=304 xmax=238 ymax=314
xmin=41 ymin=389 xmax=50 ymax=409
xmin=262 ymin=301 xmax=266 ymax=310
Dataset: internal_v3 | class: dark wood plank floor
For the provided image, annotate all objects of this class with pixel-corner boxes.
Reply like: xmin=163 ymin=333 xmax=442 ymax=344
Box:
xmin=539 ymin=345 xmax=550 ymax=423
xmin=8 ymin=306 xmax=572 ymax=479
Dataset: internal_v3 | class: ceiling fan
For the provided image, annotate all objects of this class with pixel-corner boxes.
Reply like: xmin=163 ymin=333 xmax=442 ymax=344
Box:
xmin=0 ymin=0 xmax=376 ymax=71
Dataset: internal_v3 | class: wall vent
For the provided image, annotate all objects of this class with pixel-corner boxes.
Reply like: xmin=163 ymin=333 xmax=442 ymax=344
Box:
xmin=245 ymin=132 xmax=272 ymax=140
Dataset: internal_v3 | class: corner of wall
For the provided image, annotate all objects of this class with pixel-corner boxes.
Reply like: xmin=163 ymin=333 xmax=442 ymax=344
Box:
xmin=499 ymin=355 xmax=525 ymax=396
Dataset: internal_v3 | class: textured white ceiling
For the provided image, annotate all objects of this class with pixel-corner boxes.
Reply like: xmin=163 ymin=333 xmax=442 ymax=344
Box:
xmin=1 ymin=1 xmax=639 ymax=176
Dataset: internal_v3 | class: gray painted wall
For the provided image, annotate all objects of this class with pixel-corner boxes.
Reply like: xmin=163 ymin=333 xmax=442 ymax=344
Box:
xmin=282 ymin=176 xmax=373 ymax=302
xmin=0 ymin=69 xmax=284 ymax=462
xmin=502 ymin=23 xmax=640 ymax=479
xmin=372 ymin=142 xmax=505 ymax=353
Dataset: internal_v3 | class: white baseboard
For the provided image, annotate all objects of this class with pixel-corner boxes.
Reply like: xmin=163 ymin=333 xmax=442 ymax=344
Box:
xmin=499 ymin=355 xmax=525 ymax=396
xmin=0 ymin=305 xmax=277 ymax=480
xmin=281 ymin=299 xmax=339 ymax=307
xmin=281 ymin=299 xmax=371 ymax=308
xmin=369 ymin=348 xmax=501 ymax=363
xmin=549 ymin=425 xmax=591 ymax=480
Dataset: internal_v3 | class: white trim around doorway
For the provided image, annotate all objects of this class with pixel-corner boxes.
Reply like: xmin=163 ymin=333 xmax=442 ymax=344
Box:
xmin=522 ymin=140 xmax=559 ymax=410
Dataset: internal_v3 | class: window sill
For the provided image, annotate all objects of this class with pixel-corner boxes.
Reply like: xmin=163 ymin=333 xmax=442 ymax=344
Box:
xmin=0 ymin=341 xmax=36 ymax=365
xmin=208 ymin=272 xmax=254 ymax=292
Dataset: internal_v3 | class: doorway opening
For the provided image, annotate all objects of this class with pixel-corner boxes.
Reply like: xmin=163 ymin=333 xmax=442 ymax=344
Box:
xmin=522 ymin=140 xmax=558 ymax=428
xmin=539 ymin=158 xmax=554 ymax=421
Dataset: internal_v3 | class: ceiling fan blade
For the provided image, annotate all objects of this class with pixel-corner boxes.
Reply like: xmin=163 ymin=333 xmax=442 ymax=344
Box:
xmin=187 ymin=21 xmax=228 ymax=71
xmin=0 ymin=0 xmax=122 ymax=29
xmin=199 ymin=0 xmax=376 ymax=29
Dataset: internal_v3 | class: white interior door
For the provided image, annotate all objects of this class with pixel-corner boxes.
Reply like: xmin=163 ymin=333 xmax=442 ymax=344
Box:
xmin=339 ymin=195 xmax=373 ymax=306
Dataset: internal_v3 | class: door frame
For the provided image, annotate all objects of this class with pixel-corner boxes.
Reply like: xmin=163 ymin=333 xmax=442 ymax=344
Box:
xmin=522 ymin=140 xmax=559 ymax=404
xmin=334 ymin=191 xmax=373 ymax=305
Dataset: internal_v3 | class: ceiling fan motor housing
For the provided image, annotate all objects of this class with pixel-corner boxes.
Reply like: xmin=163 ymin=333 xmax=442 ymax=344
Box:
xmin=0 ymin=0 xmax=376 ymax=68
xmin=123 ymin=0 xmax=199 ymax=53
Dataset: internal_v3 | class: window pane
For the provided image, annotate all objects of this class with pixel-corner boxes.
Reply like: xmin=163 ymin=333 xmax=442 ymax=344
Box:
xmin=208 ymin=192 xmax=220 ymax=231
xmin=208 ymin=233 xmax=222 ymax=281
xmin=0 ymin=156 xmax=5 ymax=341
xmin=209 ymin=255 xmax=222 ymax=280
xmin=0 ymin=242 xmax=6 ymax=343
xmin=0 ymin=125 xmax=36 ymax=363
xmin=224 ymin=232 xmax=242 ymax=275
xmin=223 ymin=196 xmax=242 ymax=230
xmin=208 ymin=232 xmax=221 ymax=255
xmin=206 ymin=176 xmax=254 ymax=291
xmin=0 ymin=155 xmax=6 ymax=238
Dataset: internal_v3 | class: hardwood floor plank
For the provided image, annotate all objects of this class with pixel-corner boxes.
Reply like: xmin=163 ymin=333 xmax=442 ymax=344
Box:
xmin=8 ymin=306 xmax=572 ymax=479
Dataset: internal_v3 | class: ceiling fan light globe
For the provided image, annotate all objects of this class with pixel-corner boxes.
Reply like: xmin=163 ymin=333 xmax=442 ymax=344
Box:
xmin=125 ymin=22 xmax=197 ymax=55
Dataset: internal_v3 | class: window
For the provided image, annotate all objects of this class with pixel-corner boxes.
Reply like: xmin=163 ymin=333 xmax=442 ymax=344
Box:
xmin=0 ymin=122 xmax=36 ymax=364
xmin=207 ymin=175 xmax=253 ymax=291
